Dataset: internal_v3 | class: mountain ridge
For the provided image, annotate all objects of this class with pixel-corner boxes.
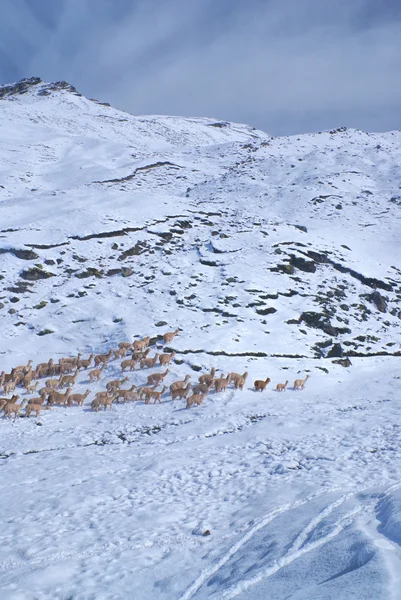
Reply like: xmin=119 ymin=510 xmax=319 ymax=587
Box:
xmin=0 ymin=78 xmax=400 ymax=365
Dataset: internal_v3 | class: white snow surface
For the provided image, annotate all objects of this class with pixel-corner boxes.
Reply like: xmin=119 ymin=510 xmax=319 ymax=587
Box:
xmin=0 ymin=79 xmax=401 ymax=599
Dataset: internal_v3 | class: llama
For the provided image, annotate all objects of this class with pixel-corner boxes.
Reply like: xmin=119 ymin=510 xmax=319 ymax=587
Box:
xmin=163 ymin=329 xmax=179 ymax=344
xmin=68 ymin=389 xmax=91 ymax=407
xmin=77 ymin=354 xmax=94 ymax=370
xmin=254 ymin=377 xmax=271 ymax=392
xmin=233 ymin=372 xmax=248 ymax=390
xmin=293 ymin=374 xmax=310 ymax=390
xmin=94 ymin=349 xmax=113 ymax=367
xmin=132 ymin=336 xmax=150 ymax=352
xmin=146 ymin=369 xmax=169 ymax=386
xmin=214 ymin=375 xmax=230 ymax=393
xmin=121 ymin=358 xmax=138 ymax=372
xmin=145 ymin=386 xmax=166 ymax=404
xmin=88 ymin=365 xmax=105 ymax=382
xmin=159 ymin=352 xmax=176 ymax=366
xmin=140 ymin=354 xmax=160 ymax=369
xmin=169 ymin=374 xmax=191 ymax=393
xmin=115 ymin=385 xmax=138 ymax=403
xmin=171 ymin=383 xmax=192 ymax=400
xmin=198 ymin=368 xmax=216 ymax=385
xmin=186 ymin=393 xmax=205 ymax=409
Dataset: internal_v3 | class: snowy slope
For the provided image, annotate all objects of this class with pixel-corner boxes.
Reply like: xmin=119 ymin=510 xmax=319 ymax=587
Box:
xmin=0 ymin=78 xmax=401 ymax=599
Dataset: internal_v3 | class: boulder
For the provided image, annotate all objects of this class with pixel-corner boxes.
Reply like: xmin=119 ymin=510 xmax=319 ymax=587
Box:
xmin=326 ymin=343 xmax=343 ymax=358
xmin=369 ymin=291 xmax=388 ymax=313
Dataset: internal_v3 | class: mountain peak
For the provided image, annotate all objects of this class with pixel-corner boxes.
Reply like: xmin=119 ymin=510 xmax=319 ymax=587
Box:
xmin=0 ymin=76 xmax=82 ymax=100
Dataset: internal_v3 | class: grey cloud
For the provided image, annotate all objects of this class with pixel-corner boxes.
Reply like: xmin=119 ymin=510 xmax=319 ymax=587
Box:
xmin=1 ymin=0 xmax=400 ymax=135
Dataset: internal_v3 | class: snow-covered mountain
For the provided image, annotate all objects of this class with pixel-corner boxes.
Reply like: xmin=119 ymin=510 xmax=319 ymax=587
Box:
xmin=0 ymin=78 xmax=401 ymax=599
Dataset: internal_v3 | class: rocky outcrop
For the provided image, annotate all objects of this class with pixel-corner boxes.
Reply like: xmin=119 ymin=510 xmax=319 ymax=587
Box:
xmin=369 ymin=291 xmax=388 ymax=313
xmin=326 ymin=343 xmax=344 ymax=358
xmin=300 ymin=312 xmax=351 ymax=336
xmin=20 ymin=267 xmax=55 ymax=281
xmin=0 ymin=77 xmax=81 ymax=99
xmin=290 ymin=255 xmax=316 ymax=273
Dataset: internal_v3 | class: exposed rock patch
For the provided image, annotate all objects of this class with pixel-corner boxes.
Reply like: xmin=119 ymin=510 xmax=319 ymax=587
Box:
xmin=20 ymin=267 xmax=55 ymax=281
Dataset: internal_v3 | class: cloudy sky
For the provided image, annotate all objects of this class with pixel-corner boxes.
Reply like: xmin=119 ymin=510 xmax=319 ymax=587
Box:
xmin=0 ymin=0 xmax=400 ymax=135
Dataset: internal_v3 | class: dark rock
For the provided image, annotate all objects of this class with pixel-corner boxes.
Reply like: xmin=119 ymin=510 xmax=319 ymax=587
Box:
xmin=175 ymin=220 xmax=192 ymax=229
xmin=33 ymin=301 xmax=47 ymax=309
xmin=293 ymin=224 xmax=308 ymax=233
xmin=256 ymin=307 xmax=277 ymax=316
xmin=290 ymin=255 xmax=316 ymax=273
xmin=369 ymin=291 xmax=388 ymax=313
xmin=300 ymin=312 xmax=351 ymax=336
xmin=121 ymin=267 xmax=133 ymax=277
xmin=20 ymin=267 xmax=55 ymax=281
xmin=203 ymin=530 xmax=211 ymax=536
xmin=44 ymin=259 xmax=56 ymax=265
xmin=13 ymin=249 xmax=38 ymax=260
xmin=0 ymin=248 xmax=39 ymax=260
xmin=306 ymin=250 xmax=330 ymax=264
xmin=0 ymin=77 xmax=42 ymax=98
xmin=200 ymin=259 xmax=218 ymax=267
xmin=332 ymin=358 xmax=352 ymax=367
xmin=106 ymin=268 xmax=121 ymax=277
xmin=7 ymin=281 xmax=34 ymax=294
xmin=118 ymin=242 xmax=148 ymax=260
xmin=326 ymin=343 xmax=343 ymax=358
xmin=276 ymin=263 xmax=294 ymax=275
xmin=72 ymin=254 xmax=87 ymax=263
xmin=75 ymin=268 xmax=104 ymax=279
xmin=155 ymin=232 xmax=173 ymax=242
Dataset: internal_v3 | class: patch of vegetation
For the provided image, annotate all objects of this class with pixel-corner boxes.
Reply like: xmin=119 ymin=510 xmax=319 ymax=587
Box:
xmin=33 ymin=300 xmax=47 ymax=309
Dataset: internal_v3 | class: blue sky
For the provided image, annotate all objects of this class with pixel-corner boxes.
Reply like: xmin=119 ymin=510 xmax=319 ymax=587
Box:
xmin=1 ymin=0 xmax=400 ymax=135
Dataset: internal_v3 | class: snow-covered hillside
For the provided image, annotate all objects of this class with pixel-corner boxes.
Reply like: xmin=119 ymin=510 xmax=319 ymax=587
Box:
xmin=0 ymin=77 xmax=401 ymax=599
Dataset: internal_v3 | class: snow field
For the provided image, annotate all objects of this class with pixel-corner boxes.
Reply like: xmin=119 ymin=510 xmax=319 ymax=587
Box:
xmin=1 ymin=79 xmax=401 ymax=598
